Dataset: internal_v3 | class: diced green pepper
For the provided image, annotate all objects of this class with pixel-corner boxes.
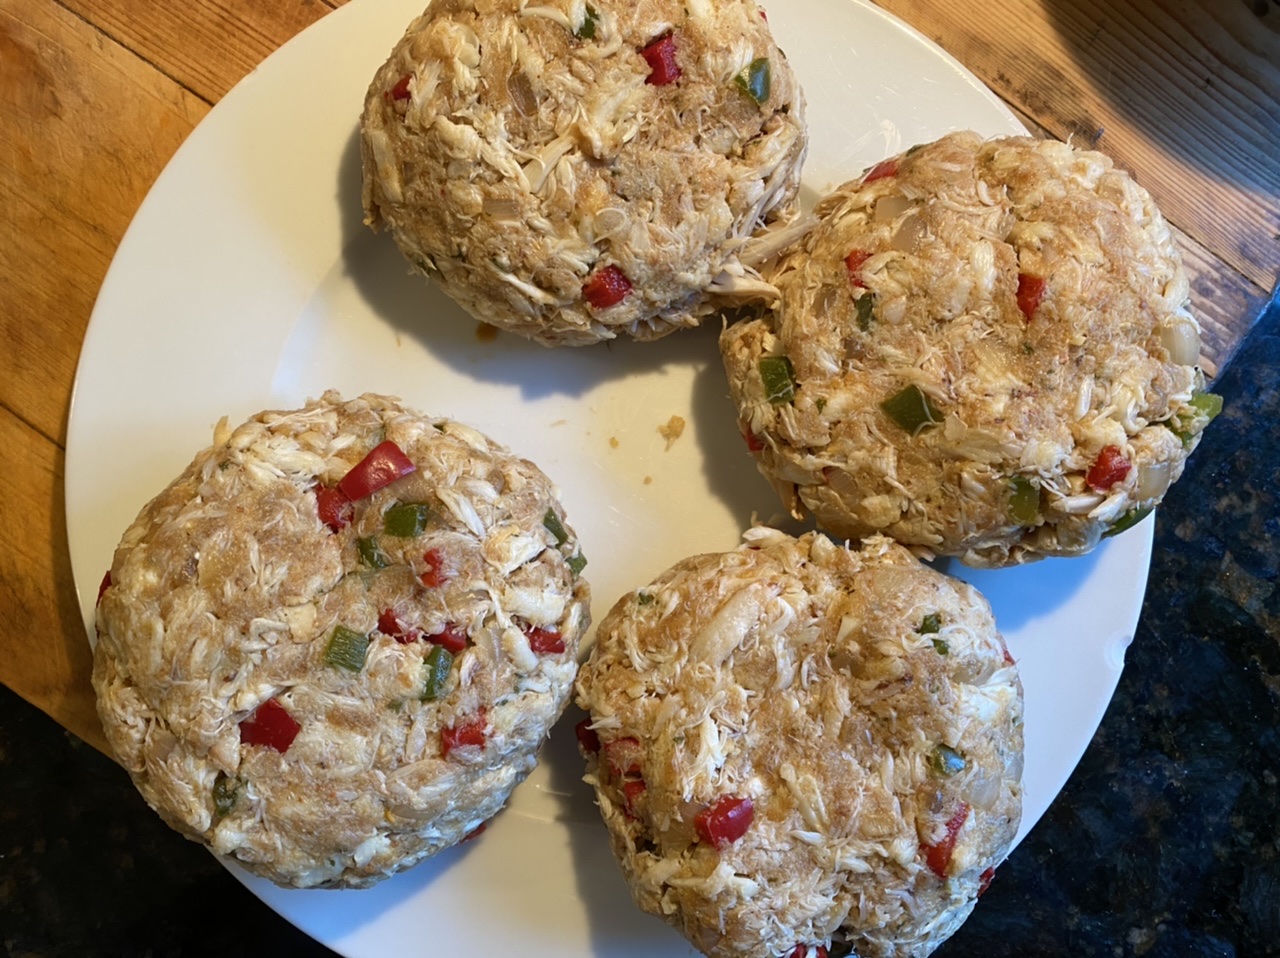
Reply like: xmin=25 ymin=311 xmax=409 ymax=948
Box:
xmin=573 ymin=3 xmax=598 ymax=39
xmin=932 ymin=637 xmax=950 ymax=655
xmin=1169 ymin=391 xmax=1224 ymax=445
xmin=880 ymin=384 xmax=941 ymax=434
xmin=325 ymin=624 xmax=370 ymax=672
xmin=543 ymin=508 xmax=569 ymax=547
xmin=759 ymin=355 xmax=796 ymax=405
xmin=930 ymin=744 xmax=967 ymax=777
xmin=917 ymin=613 xmax=941 ymax=635
xmin=1008 ymin=476 xmax=1040 ymax=525
xmin=1103 ymin=505 xmax=1154 ymax=539
xmin=421 ymin=645 xmax=454 ymax=701
xmin=212 ymin=773 xmax=238 ymax=817
xmin=855 ymin=293 xmax=876 ymax=331
xmin=567 ymin=553 xmax=588 ymax=576
xmin=358 ymin=536 xmax=390 ymax=569
xmin=735 ymin=57 xmax=771 ymax=104
xmin=383 ymin=502 xmax=431 ymax=538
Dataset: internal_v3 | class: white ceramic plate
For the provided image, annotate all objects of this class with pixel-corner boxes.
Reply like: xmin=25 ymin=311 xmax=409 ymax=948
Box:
xmin=66 ymin=0 xmax=1153 ymax=954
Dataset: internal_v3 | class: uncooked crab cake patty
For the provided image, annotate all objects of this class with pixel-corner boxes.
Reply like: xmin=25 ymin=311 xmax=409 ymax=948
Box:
xmin=575 ymin=528 xmax=1023 ymax=958
xmin=720 ymin=131 xmax=1222 ymax=567
xmin=360 ymin=0 xmax=807 ymax=346
xmin=92 ymin=391 xmax=590 ymax=888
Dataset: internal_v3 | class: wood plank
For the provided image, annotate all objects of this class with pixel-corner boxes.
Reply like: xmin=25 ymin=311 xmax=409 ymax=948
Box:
xmin=0 ymin=0 xmax=207 ymax=444
xmin=0 ymin=407 xmax=107 ymax=755
xmin=57 ymin=0 xmax=339 ymax=104
xmin=875 ymin=0 xmax=1280 ymax=309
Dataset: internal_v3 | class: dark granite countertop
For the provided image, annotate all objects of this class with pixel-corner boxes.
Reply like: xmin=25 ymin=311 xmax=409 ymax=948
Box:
xmin=3 ymin=299 xmax=1276 ymax=957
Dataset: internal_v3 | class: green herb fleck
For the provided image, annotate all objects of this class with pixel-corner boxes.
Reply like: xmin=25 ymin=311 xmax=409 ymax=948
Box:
xmin=637 ymin=592 xmax=656 ymax=606
xmin=930 ymin=744 xmax=966 ymax=777
xmin=383 ymin=502 xmax=431 ymax=537
xmin=567 ymin=553 xmax=588 ymax=576
xmin=1008 ymin=476 xmax=1039 ymax=525
xmin=212 ymin=773 xmax=238 ymax=817
xmin=932 ymin=637 xmax=950 ymax=655
xmin=815 ymin=397 xmax=827 ymax=413
xmin=855 ymin=293 xmax=876 ymax=331
xmin=879 ymin=384 xmax=941 ymax=434
xmin=325 ymin=625 xmax=370 ymax=672
xmin=543 ymin=508 xmax=569 ymax=547
xmin=1103 ymin=505 xmax=1154 ymax=539
xmin=735 ymin=57 xmax=771 ymax=104
xmin=573 ymin=4 xmax=598 ymax=39
xmin=759 ymin=355 xmax=797 ymax=405
xmin=421 ymin=645 xmax=454 ymax=700
xmin=358 ymin=536 xmax=390 ymax=569
xmin=917 ymin=613 xmax=941 ymax=635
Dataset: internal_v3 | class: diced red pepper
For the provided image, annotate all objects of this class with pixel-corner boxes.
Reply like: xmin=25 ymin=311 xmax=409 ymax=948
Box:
xmin=1002 ymin=648 xmax=1016 ymax=667
xmin=862 ymin=158 xmax=899 ymax=184
xmin=639 ymin=33 xmax=681 ymax=85
xmin=574 ymin=719 xmax=601 ymax=755
xmin=978 ymin=866 xmax=996 ymax=896
xmin=377 ymin=608 xmax=421 ymax=644
xmin=387 ymin=73 xmax=412 ymax=101
xmin=604 ymin=736 xmax=644 ymax=778
xmin=845 ymin=249 xmax=870 ymax=289
xmin=461 ymin=820 xmax=488 ymax=843
xmin=1016 ymin=272 xmax=1046 ymax=320
xmin=582 ymin=265 xmax=632 ymax=309
xmin=788 ymin=947 xmax=829 ymax=958
xmin=97 ymin=570 xmax=112 ymax=606
xmin=622 ymin=779 xmax=647 ymax=819
xmin=420 ymin=547 xmax=450 ymax=588
xmin=742 ymin=430 xmax=765 ymax=453
xmin=428 ymin=623 xmax=468 ymax=654
xmin=315 ymin=484 xmax=353 ymax=532
xmin=1086 ymin=445 xmax=1131 ymax=492
xmin=695 ymin=795 xmax=754 ymax=848
xmin=441 ymin=709 xmax=488 ymax=759
xmin=525 ymin=626 xmax=565 ymax=654
xmin=239 ymin=698 xmax=301 ymax=753
xmin=337 ymin=440 xmax=416 ymax=501
xmin=923 ymin=802 xmax=970 ymax=878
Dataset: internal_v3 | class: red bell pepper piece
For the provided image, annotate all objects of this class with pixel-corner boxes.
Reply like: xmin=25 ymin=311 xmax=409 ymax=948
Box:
xmin=923 ymin=802 xmax=970 ymax=877
xmin=337 ymin=440 xmax=416 ymax=501
xmin=239 ymin=698 xmax=301 ymax=753
xmin=695 ymin=795 xmax=754 ymax=848
xmin=845 ymin=249 xmax=870 ymax=288
xmin=622 ymin=778 xmax=647 ymax=819
xmin=315 ymin=484 xmax=353 ymax=532
xmin=387 ymin=73 xmax=412 ymax=101
xmin=97 ymin=570 xmax=112 ymax=606
xmin=640 ymin=33 xmax=681 ymax=85
xmin=419 ymin=547 xmax=450 ymax=588
xmin=525 ymin=626 xmax=565 ymax=654
xmin=1016 ymin=272 xmax=1046 ymax=320
xmin=978 ymin=866 xmax=996 ymax=895
xmin=377 ymin=608 xmax=421 ymax=644
xmin=1086 ymin=445 xmax=1131 ymax=492
xmin=441 ymin=709 xmax=488 ymax=758
xmin=428 ymin=622 xmax=468 ymax=654
xmin=862 ymin=158 xmax=899 ymax=184
xmin=582 ymin=265 xmax=632 ymax=309
xmin=742 ymin=430 xmax=765 ymax=453
xmin=574 ymin=719 xmax=601 ymax=755
xmin=788 ymin=947 xmax=828 ymax=958
xmin=461 ymin=821 xmax=488 ymax=843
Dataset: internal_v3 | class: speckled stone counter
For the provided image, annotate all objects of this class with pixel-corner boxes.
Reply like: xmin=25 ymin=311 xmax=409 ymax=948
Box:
xmin=3 ymin=299 xmax=1276 ymax=957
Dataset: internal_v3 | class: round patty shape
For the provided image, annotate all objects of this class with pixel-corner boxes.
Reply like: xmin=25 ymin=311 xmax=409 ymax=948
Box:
xmin=576 ymin=528 xmax=1023 ymax=958
xmin=361 ymin=0 xmax=807 ymax=346
xmin=93 ymin=391 xmax=590 ymax=888
xmin=720 ymin=131 xmax=1219 ymax=566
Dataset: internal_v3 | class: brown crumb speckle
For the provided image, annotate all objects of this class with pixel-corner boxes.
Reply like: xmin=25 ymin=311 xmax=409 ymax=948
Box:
xmin=643 ymin=476 xmax=653 ymax=485
xmin=658 ymin=415 xmax=685 ymax=450
xmin=476 ymin=323 xmax=499 ymax=342
xmin=610 ymin=436 xmax=620 ymax=449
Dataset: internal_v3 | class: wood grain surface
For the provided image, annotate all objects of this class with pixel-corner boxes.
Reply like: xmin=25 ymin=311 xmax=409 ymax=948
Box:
xmin=2 ymin=0 xmax=1277 ymax=755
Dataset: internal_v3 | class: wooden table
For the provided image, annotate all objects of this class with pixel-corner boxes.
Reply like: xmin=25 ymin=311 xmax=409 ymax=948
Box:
xmin=2 ymin=0 xmax=1277 ymax=756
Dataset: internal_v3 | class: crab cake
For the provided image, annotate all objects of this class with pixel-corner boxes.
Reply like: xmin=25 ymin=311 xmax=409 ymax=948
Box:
xmin=92 ymin=391 xmax=590 ymax=888
xmin=575 ymin=528 xmax=1023 ymax=958
xmin=720 ymin=131 xmax=1222 ymax=566
xmin=360 ymin=0 xmax=807 ymax=346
